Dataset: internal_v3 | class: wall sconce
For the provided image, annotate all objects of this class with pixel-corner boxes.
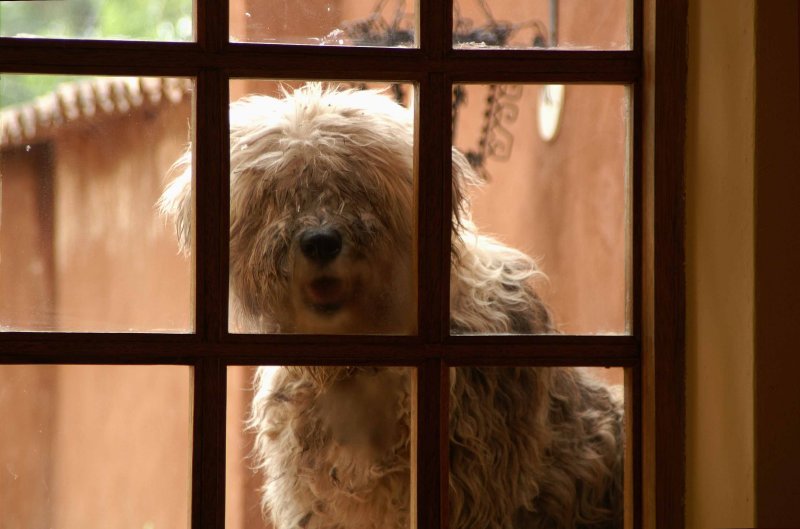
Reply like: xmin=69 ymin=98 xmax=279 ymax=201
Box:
xmin=538 ymin=0 xmax=565 ymax=143
xmin=538 ymin=83 xmax=565 ymax=143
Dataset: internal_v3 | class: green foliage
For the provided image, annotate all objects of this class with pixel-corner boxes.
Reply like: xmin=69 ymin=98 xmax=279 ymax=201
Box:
xmin=97 ymin=0 xmax=192 ymax=41
xmin=0 ymin=0 xmax=97 ymax=39
xmin=0 ymin=75 xmax=83 ymax=109
xmin=0 ymin=0 xmax=192 ymax=106
xmin=0 ymin=0 xmax=192 ymax=40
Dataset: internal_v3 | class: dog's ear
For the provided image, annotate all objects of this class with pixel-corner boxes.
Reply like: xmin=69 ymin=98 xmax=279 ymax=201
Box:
xmin=451 ymin=147 xmax=481 ymax=227
xmin=158 ymin=149 xmax=193 ymax=254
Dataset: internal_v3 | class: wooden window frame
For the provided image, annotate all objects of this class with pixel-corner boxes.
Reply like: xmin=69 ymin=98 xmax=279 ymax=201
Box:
xmin=0 ymin=0 xmax=686 ymax=528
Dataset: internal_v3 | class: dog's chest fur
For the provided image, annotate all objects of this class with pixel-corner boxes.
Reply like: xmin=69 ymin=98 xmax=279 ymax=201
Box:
xmin=254 ymin=366 xmax=413 ymax=529
xmin=254 ymin=365 xmax=623 ymax=529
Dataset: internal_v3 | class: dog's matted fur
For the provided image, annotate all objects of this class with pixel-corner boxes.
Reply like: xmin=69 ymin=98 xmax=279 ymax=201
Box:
xmin=160 ymin=84 xmax=624 ymax=529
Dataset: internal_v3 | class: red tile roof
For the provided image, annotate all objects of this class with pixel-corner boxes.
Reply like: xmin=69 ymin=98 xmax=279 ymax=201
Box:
xmin=0 ymin=77 xmax=192 ymax=147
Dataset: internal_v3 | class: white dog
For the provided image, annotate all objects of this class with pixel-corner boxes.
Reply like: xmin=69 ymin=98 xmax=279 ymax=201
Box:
xmin=160 ymin=84 xmax=624 ymax=529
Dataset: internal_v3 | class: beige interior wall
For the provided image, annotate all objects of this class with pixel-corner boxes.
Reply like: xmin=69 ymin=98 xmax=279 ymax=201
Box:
xmin=685 ymin=0 xmax=756 ymax=527
xmin=687 ymin=1 xmax=800 ymax=527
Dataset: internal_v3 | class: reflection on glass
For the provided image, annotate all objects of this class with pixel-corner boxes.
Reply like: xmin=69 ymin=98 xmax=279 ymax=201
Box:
xmin=0 ymin=75 xmax=194 ymax=332
xmin=453 ymin=0 xmax=629 ymax=50
xmin=453 ymin=0 xmax=631 ymax=49
xmin=450 ymin=84 xmax=629 ymax=335
xmin=221 ymin=80 xmax=416 ymax=334
xmin=229 ymin=0 xmax=628 ymax=49
xmin=230 ymin=0 xmax=416 ymax=47
xmin=0 ymin=0 xmax=193 ymax=41
xmin=0 ymin=365 xmax=192 ymax=529
xmin=227 ymin=365 xmax=415 ymax=529
xmin=449 ymin=366 xmax=625 ymax=528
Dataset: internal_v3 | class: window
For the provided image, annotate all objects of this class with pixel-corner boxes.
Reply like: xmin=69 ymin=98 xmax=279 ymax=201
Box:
xmin=0 ymin=0 xmax=686 ymax=528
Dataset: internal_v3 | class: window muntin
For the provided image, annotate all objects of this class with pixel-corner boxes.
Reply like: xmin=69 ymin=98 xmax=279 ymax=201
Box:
xmin=0 ymin=0 xmax=669 ymax=527
xmin=0 ymin=75 xmax=195 ymax=333
xmin=452 ymin=0 xmax=631 ymax=50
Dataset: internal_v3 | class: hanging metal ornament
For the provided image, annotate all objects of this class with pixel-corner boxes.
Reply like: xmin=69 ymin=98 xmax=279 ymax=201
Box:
xmin=322 ymin=0 xmax=414 ymax=47
xmin=323 ymin=0 xmax=559 ymax=179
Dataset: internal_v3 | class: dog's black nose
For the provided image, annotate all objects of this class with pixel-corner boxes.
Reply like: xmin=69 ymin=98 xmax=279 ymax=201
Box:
xmin=299 ymin=228 xmax=342 ymax=264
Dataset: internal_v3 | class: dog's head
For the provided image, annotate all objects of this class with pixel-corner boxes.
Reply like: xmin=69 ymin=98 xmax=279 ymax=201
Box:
xmin=160 ymin=84 xmax=435 ymax=334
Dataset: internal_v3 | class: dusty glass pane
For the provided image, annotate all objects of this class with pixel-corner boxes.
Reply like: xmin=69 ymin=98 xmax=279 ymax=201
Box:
xmin=220 ymin=80 xmax=416 ymax=334
xmin=453 ymin=0 xmax=629 ymax=50
xmin=0 ymin=74 xmax=194 ymax=332
xmin=0 ymin=364 xmax=192 ymax=529
xmin=226 ymin=365 xmax=416 ymax=529
xmin=0 ymin=0 xmax=193 ymax=41
xmin=450 ymin=84 xmax=630 ymax=335
xmin=229 ymin=0 xmax=416 ymax=47
xmin=449 ymin=366 xmax=626 ymax=528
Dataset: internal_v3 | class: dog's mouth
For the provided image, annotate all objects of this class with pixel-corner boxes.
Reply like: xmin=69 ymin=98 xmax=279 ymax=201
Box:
xmin=305 ymin=276 xmax=347 ymax=314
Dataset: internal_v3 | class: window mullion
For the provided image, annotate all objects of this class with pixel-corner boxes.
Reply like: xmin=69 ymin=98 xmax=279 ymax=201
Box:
xmin=419 ymin=0 xmax=450 ymax=59
xmin=415 ymin=3 xmax=451 ymax=514
xmin=191 ymin=63 xmax=227 ymax=529
xmin=195 ymin=0 xmax=227 ymax=52
xmin=416 ymin=359 xmax=447 ymax=529
xmin=417 ymin=74 xmax=448 ymax=341
xmin=649 ymin=0 xmax=688 ymax=526
xmin=192 ymin=70 xmax=227 ymax=341
xmin=191 ymin=356 xmax=226 ymax=529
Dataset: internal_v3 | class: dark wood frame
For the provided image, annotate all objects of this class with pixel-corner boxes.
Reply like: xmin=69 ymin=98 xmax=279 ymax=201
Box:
xmin=0 ymin=0 xmax=686 ymax=527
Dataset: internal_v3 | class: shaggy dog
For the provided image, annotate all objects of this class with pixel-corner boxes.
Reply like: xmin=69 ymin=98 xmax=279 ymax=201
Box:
xmin=160 ymin=85 xmax=624 ymax=529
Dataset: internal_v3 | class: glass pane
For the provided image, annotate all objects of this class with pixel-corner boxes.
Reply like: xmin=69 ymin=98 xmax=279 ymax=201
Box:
xmin=0 ymin=0 xmax=193 ymax=41
xmin=230 ymin=0 xmax=416 ymax=47
xmin=451 ymin=84 xmax=630 ymax=335
xmin=227 ymin=365 xmax=416 ymax=529
xmin=0 ymin=74 xmax=194 ymax=332
xmin=453 ymin=0 xmax=630 ymax=50
xmin=449 ymin=366 xmax=626 ymax=528
xmin=225 ymin=80 xmax=416 ymax=334
xmin=0 ymin=365 xmax=192 ymax=529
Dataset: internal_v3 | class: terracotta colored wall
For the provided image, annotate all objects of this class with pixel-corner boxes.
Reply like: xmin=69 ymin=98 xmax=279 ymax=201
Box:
xmin=453 ymin=0 xmax=627 ymax=49
xmin=0 ymin=97 xmax=194 ymax=528
xmin=226 ymin=366 xmax=262 ymax=529
xmin=458 ymin=84 xmax=629 ymax=336
xmin=0 ymin=144 xmax=55 ymax=330
xmin=230 ymin=0 xmax=341 ymax=43
xmin=0 ymin=365 xmax=56 ymax=529
xmin=49 ymin=365 xmax=192 ymax=529
xmin=0 ymin=365 xmax=192 ymax=529
xmin=52 ymin=101 xmax=192 ymax=332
